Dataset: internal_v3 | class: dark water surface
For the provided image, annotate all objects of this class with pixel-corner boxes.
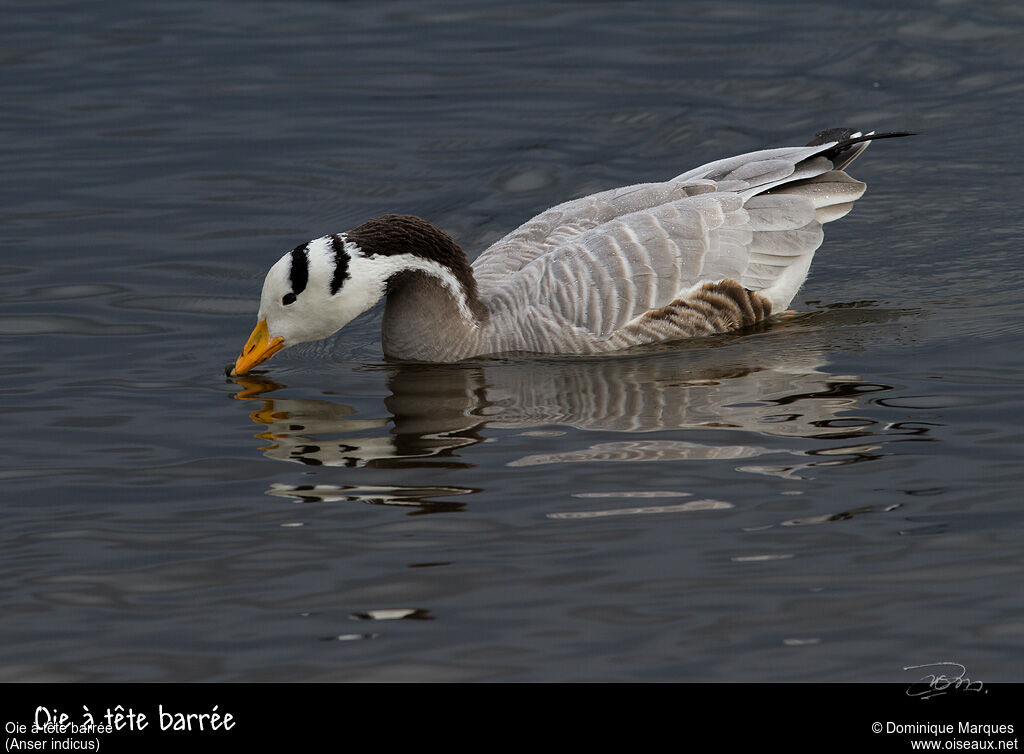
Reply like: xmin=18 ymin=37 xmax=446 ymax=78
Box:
xmin=2 ymin=0 xmax=1023 ymax=682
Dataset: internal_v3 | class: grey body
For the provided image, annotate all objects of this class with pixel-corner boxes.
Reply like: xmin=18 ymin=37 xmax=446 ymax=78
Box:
xmin=250 ymin=129 xmax=908 ymax=367
xmin=379 ymin=135 xmax=883 ymax=361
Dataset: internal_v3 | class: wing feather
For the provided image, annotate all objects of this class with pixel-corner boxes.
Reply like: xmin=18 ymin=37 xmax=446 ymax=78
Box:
xmin=474 ymin=135 xmax=884 ymax=348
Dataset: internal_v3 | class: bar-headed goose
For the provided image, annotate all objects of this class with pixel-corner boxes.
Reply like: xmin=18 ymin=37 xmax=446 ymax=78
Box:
xmin=230 ymin=128 xmax=911 ymax=374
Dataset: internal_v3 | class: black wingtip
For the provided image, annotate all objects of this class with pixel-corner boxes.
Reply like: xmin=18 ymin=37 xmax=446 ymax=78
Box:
xmin=807 ymin=128 xmax=918 ymax=170
xmin=806 ymin=128 xmax=919 ymax=148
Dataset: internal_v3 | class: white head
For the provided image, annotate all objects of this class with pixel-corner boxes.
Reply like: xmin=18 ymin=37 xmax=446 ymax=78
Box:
xmin=231 ymin=234 xmax=385 ymax=375
xmin=230 ymin=218 xmax=479 ymax=375
xmin=261 ymin=235 xmax=379 ymax=344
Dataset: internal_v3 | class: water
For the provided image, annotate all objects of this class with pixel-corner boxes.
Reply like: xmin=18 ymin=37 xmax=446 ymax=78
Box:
xmin=2 ymin=0 xmax=1023 ymax=682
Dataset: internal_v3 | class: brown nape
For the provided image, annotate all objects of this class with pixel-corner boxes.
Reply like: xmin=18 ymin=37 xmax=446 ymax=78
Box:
xmin=347 ymin=214 xmax=483 ymax=313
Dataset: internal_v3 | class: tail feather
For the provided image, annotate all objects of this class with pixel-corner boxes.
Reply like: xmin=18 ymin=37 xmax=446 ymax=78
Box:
xmin=807 ymin=128 xmax=918 ymax=170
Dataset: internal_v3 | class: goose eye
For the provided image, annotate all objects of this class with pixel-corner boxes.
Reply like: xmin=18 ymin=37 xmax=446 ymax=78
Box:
xmin=281 ymin=292 xmax=297 ymax=306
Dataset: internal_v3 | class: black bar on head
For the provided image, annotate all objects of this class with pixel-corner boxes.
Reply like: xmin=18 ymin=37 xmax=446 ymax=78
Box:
xmin=329 ymin=235 xmax=349 ymax=295
xmin=289 ymin=243 xmax=309 ymax=295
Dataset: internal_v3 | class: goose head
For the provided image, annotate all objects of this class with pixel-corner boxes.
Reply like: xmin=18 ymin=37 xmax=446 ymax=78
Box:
xmin=230 ymin=215 xmax=483 ymax=375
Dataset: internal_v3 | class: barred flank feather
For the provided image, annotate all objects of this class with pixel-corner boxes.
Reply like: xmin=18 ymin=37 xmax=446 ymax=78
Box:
xmin=605 ymin=280 xmax=772 ymax=349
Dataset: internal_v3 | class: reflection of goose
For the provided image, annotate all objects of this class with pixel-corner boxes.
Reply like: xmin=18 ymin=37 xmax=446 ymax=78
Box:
xmin=232 ymin=327 xmax=906 ymax=473
xmin=230 ymin=129 xmax=911 ymax=372
xmin=265 ymin=482 xmax=474 ymax=512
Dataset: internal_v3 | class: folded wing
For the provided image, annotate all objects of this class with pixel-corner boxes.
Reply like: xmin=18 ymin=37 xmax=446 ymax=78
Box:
xmin=475 ymin=138 xmax=870 ymax=350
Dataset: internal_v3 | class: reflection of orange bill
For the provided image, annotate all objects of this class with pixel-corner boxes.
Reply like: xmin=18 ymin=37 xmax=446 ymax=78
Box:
xmin=229 ymin=375 xmax=283 ymax=400
xmin=231 ymin=319 xmax=285 ymax=376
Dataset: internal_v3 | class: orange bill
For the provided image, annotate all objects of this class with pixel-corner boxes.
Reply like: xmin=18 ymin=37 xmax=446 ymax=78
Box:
xmin=231 ymin=319 xmax=285 ymax=376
